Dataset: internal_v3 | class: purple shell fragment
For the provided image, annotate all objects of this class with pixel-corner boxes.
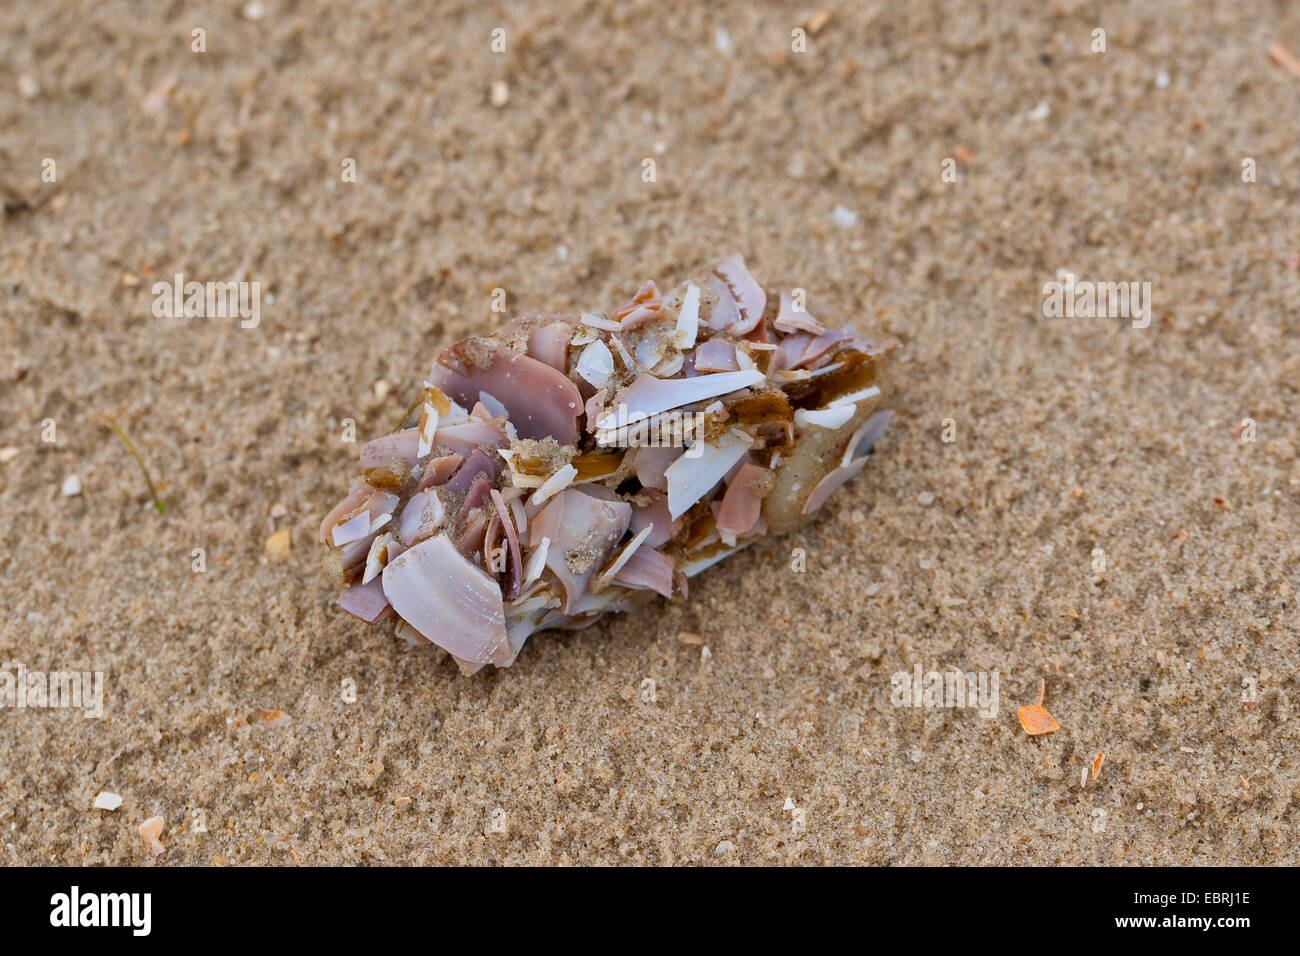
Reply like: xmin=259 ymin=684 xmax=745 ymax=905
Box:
xmin=381 ymin=534 xmax=511 ymax=666
xmin=321 ymin=255 xmax=896 ymax=672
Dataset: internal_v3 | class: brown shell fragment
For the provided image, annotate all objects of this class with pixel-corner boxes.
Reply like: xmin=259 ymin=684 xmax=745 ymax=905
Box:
xmin=321 ymin=256 xmax=895 ymax=670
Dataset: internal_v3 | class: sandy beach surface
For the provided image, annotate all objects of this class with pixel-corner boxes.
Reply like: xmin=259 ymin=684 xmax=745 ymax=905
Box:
xmin=2 ymin=1 xmax=1297 ymax=864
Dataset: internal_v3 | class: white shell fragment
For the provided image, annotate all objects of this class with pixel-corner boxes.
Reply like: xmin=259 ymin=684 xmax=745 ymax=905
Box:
xmin=530 ymin=463 xmax=578 ymax=506
xmin=794 ymin=405 xmax=857 ymax=430
xmin=331 ymin=510 xmax=371 ymax=546
xmin=673 ymin=282 xmax=701 ymax=349
xmin=417 ymin=404 xmax=439 ymax=458
xmin=665 ymin=432 xmax=750 ymax=519
xmin=522 ymin=536 xmax=550 ymax=586
xmin=596 ymin=369 xmax=765 ymax=430
xmin=93 ymin=791 xmax=123 ymax=811
xmin=576 ymin=339 xmax=615 ymax=388
xmin=362 ymin=532 xmax=396 ymax=584
xmin=322 ymin=255 xmax=895 ymax=672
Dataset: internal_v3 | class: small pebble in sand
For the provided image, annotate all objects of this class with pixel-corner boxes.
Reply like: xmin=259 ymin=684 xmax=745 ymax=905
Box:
xmin=18 ymin=74 xmax=40 ymax=99
xmin=393 ymin=795 xmax=411 ymax=808
xmin=372 ymin=379 xmax=391 ymax=402
xmin=265 ymin=528 xmax=292 ymax=560
xmin=93 ymin=791 xmax=123 ymax=811
xmin=269 ymin=502 xmax=288 ymax=519
xmin=714 ymin=27 xmax=733 ymax=55
xmin=138 ymin=815 xmax=166 ymax=856
xmin=1027 ymin=101 xmax=1051 ymax=121
xmin=714 ymin=840 xmax=734 ymax=857
xmin=918 ymin=491 xmax=935 ymax=505
xmin=1155 ymin=70 xmax=1170 ymax=88
xmin=242 ymin=1 xmax=266 ymax=22
xmin=807 ymin=10 xmax=831 ymax=35
xmin=490 ymin=80 xmax=509 ymax=107
xmin=0 ymin=447 xmax=18 ymax=464
xmin=830 ymin=205 xmax=858 ymax=228
xmin=61 ymin=474 xmax=81 ymax=497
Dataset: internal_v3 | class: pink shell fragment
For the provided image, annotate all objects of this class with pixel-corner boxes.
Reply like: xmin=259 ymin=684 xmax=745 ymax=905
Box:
xmin=338 ymin=577 xmax=392 ymax=623
xmin=613 ymin=546 xmax=674 ymax=598
xmin=795 ymin=328 xmax=852 ymax=369
xmin=706 ymin=274 xmax=743 ymax=332
xmin=774 ymin=290 xmax=827 ymax=335
xmin=716 ymin=462 xmax=767 ymax=537
xmin=527 ymin=321 xmax=574 ymax=372
xmin=490 ymin=488 xmax=524 ymax=599
xmin=397 ymin=489 xmax=446 ymax=546
xmin=630 ymin=491 xmax=675 ymax=548
xmin=430 ymin=342 xmax=582 ymax=444
xmin=381 ymin=534 xmax=511 ymax=665
xmin=457 ymin=476 xmax=493 ymax=520
xmin=614 ymin=281 xmax=662 ymax=330
xmin=415 ymin=453 xmax=464 ymax=491
xmin=693 ymin=339 xmax=740 ymax=372
xmin=769 ymin=331 xmax=812 ymax=374
xmin=360 ymin=429 xmax=422 ymax=469
xmin=319 ymin=483 xmax=372 ymax=543
xmin=634 ymin=445 xmax=681 ymax=491
xmin=445 ymin=448 xmax=496 ymax=494
xmin=532 ymin=489 xmax=631 ymax=612
xmin=434 ymin=419 xmax=507 ymax=456
xmin=710 ymin=254 xmax=766 ymax=335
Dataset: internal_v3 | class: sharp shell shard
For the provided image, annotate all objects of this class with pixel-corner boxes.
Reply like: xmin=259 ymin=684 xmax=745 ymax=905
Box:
xmin=322 ymin=255 xmax=896 ymax=672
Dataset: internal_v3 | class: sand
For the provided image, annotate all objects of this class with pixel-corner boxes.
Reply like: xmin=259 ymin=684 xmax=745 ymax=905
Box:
xmin=1 ymin=1 xmax=1297 ymax=865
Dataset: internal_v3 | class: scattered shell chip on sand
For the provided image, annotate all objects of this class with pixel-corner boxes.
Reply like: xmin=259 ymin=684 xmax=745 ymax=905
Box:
xmin=320 ymin=255 xmax=897 ymax=672
xmin=1018 ymin=704 xmax=1060 ymax=736
xmin=138 ymin=815 xmax=166 ymax=855
xmin=93 ymin=791 xmax=123 ymax=811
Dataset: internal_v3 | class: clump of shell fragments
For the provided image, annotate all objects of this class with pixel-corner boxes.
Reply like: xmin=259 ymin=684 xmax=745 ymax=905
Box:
xmin=320 ymin=255 xmax=895 ymax=673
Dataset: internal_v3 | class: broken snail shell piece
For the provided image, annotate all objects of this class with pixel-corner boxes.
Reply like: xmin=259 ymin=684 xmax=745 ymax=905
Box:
xmin=320 ymin=255 xmax=897 ymax=673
